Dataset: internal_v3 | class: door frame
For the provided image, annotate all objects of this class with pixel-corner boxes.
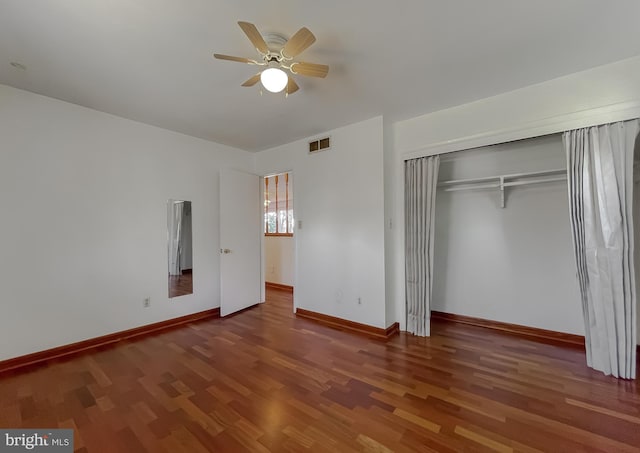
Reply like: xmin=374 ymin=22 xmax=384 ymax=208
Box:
xmin=261 ymin=169 xmax=297 ymax=312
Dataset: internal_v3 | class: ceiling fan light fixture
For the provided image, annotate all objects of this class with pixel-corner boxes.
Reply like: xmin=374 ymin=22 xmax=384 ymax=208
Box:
xmin=260 ymin=67 xmax=288 ymax=93
xmin=214 ymin=22 xmax=328 ymax=95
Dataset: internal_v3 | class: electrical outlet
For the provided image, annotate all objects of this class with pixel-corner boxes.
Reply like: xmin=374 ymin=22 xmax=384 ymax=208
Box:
xmin=143 ymin=297 xmax=151 ymax=308
xmin=357 ymin=297 xmax=362 ymax=305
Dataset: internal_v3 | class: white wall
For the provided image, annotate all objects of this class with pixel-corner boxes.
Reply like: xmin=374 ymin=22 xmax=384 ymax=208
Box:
xmin=255 ymin=117 xmax=387 ymax=328
xmin=396 ymin=56 xmax=640 ymax=157
xmin=433 ymin=135 xmax=583 ymax=335
xmin=265 ymin=236 xmax=294 ymax=287
xmin=5 ymin=54 xmax=639 ymax=362
xmin=388 ymin=55 xmax=640 ymax=331
xmin=0 ymin=84 xmax=252 ymax=361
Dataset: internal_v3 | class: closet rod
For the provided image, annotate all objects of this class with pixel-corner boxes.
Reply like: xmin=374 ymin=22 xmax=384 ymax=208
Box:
xmin=444 ymin=183 xmax=500 ymax=192
xmin=502 ymin=175 xmax=566 ymax=188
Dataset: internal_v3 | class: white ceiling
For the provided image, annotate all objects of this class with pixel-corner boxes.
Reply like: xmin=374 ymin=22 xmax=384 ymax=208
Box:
xmin=2 ymin=0 xmax=640 ymax=152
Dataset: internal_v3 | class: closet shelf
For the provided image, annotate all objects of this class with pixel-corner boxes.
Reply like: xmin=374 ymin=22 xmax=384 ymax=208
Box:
xmin=438 ymin=168 xmax=567 ymax=208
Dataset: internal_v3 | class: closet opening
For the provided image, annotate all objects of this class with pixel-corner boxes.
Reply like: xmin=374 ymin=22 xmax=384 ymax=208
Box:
xmin=431 ymin=134 xmax=584 ymax=335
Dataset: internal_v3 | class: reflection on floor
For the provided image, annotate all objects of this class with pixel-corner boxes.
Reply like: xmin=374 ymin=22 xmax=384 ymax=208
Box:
xmin=169 ymin=270 xmax=192 ymax=298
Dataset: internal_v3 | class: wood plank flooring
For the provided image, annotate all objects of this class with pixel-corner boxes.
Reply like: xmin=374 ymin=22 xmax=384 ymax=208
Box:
xmin=169 ymin=272 xmax=193 ymax=298
xmin=1 ymin=288 xmax=639 ymax=452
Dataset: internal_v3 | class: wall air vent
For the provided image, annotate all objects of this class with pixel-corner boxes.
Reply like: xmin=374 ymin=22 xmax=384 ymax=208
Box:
xmin=308 ymin=136 xmax=331 ymax=154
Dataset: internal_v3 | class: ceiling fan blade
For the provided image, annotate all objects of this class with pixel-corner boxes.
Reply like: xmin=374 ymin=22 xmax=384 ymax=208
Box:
xmin=242 ymin=74 xmax=261 ymax=87
xmin=286 ymin=76 xmax=299 ymax=95
xmin=290 ymin=61 xmax=329 ymax=78
xmin=282 ymin=27 xmax=316 ymax=58
xmin=238 ymin=21 xmax=269 ymax=55
xmin=214 ymin=53 xmax=255 ymax=64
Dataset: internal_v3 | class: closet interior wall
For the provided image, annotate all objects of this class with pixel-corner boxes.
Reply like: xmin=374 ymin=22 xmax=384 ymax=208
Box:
xmin=432 ymin=134 xmax=584 ymax=335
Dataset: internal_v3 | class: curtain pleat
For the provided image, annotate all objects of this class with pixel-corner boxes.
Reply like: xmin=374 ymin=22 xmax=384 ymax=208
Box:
xmin=405 ymin=155 xmax=440 ymax=336
xmin=564 ymin=119 xmax=639 ymax=379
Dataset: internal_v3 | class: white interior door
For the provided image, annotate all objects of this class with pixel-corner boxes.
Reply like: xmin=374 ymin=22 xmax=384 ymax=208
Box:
xmin=219 ymin=169 xmax=261 ymax=316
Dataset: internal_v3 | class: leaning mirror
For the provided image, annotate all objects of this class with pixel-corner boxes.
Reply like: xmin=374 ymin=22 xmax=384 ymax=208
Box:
xmin=168 ymin=200 xmax=193 ymax=298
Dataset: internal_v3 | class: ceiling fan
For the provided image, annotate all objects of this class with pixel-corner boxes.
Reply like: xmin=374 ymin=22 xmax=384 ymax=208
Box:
xmin=214 ymin=21 xmax=329 ymax=95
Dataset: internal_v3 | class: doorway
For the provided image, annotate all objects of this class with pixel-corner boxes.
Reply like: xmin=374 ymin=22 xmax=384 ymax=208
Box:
xmin=262 ymin=171 xmax=295 ymax=312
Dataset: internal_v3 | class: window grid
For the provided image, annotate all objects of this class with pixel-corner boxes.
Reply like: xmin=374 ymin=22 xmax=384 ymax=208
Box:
xmin=265 ymin=172 xmax=293 ymax=235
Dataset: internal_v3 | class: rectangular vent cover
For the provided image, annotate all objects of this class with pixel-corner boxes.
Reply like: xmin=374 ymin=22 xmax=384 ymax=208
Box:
xmin=308 ymin=136 xmax=331 ymax=154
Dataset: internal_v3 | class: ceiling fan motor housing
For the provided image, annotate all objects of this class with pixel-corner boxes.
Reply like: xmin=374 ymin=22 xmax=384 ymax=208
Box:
xmin=262 ymin=32 xmax=289 ymax=52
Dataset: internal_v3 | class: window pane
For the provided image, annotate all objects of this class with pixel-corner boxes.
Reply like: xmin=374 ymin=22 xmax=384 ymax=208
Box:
xmin=288 ymin=210 xmax=294 ymax=233
xmin=265 ymin=212 xmax=277 ymax=233
xmin=264 ymin=172 xmax=293 ymax=235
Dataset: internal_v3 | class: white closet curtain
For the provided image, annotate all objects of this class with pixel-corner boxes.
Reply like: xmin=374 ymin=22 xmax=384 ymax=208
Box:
xmin=564 ymin=119 xmax=639 ymax=379
xmin=405 ymin=155 xmax=440 ymax=336
xmin=168 ymin=201 xmax=184 ymax=276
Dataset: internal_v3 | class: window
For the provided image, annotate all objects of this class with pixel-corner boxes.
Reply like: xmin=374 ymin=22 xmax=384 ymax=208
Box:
xmin=264 ymin=172 xmax=293 ymax=235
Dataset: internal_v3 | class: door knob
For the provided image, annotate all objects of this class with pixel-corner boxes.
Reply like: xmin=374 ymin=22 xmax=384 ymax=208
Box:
xmin=220 ymin=248 xmax=231 ymax=254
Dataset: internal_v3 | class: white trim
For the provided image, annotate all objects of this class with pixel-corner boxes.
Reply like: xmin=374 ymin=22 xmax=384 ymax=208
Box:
xmin=402 ymin=100 xmax=640 ymax=160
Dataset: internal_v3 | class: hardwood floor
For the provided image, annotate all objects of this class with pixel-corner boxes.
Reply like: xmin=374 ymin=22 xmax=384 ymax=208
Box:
xmin=169 ymin=271 xmax=193 ymax=298
xmin=1 ymin=289 xmax=639 ymax=452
